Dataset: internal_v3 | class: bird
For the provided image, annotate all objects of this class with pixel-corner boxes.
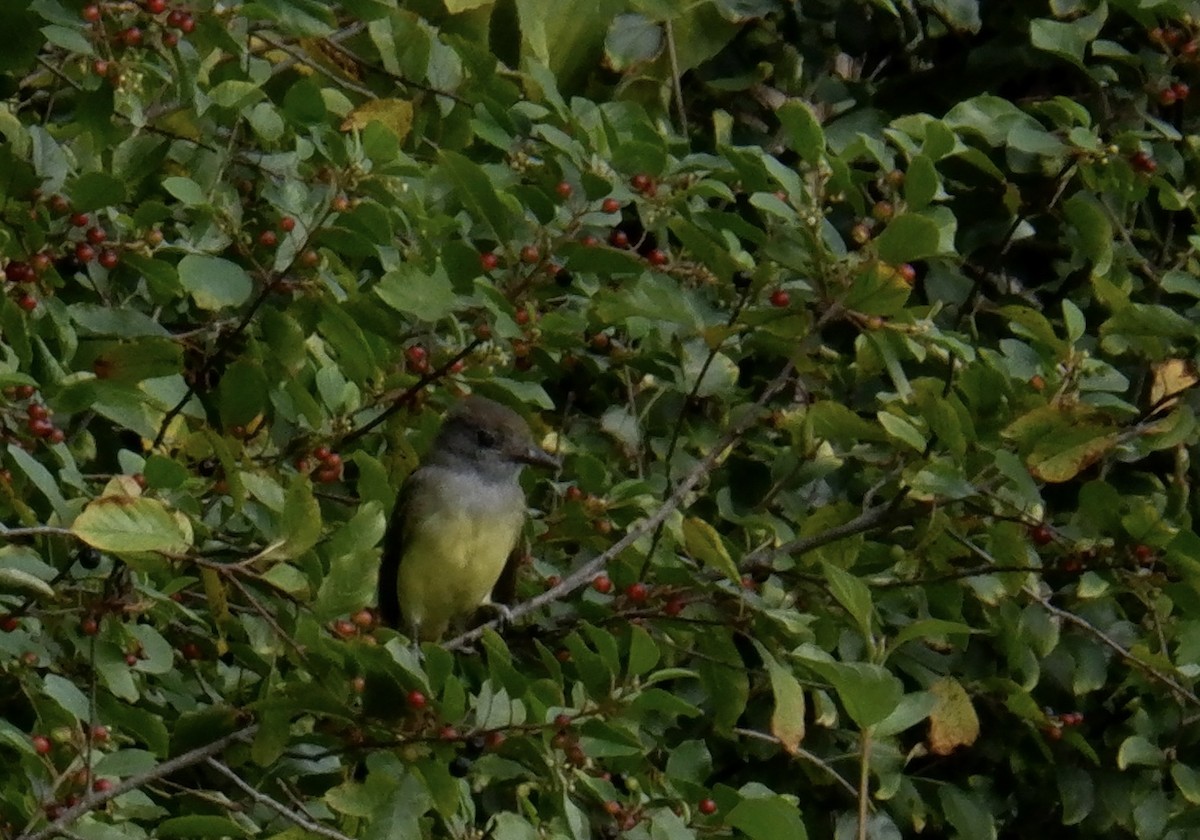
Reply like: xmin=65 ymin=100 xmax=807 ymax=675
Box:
xmin=376 ymin=395 xmax=559 ymax=642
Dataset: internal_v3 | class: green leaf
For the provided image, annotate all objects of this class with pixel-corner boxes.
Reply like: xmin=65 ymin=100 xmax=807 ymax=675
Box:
xmin=440 ymin=150 xmax=512 ymax=241
xmin=874 ymin=213 xmax=943 ymax=263
xmin=727 ymin=796 xmax=808 ymax=840
xmin=157 ymin=816 xmax=250 ymax=838
xmin=682 ymin=517 xmax=740 ymax=582
xmin=177 ymin=255 xmax=253 ymax=310
xmin=904 ymin=154 xmax=938 ymax=210
xmin=821 ymin=562 xmax=874 ymax=638
xmin=604 ymin=13 xmax=663 ymax=71
xmin=71 ymin=172 xmax=126 ymax=210
xmin=71 ymin=496 xmax=192 ymax=556
xmin=376 ymin=264 xmax=457 ymax=321
xmin=778 ymin=99 xmax=824 ymax=162
xmin=1030 ymin=8 xmax=1106 ymax=68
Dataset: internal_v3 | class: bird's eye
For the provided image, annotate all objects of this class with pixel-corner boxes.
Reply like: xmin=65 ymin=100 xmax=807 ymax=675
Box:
xmin=476 ymin=429 xmax=498 ymax=448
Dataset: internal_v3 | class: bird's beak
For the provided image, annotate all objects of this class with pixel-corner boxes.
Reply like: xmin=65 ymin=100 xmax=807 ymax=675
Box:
xmin=517 ymin=445 xmax=561 ymax=470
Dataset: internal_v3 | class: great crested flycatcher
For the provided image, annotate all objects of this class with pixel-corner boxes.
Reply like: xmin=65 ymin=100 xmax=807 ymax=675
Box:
xmin=376 ymin=395 xmax=559 ymax=641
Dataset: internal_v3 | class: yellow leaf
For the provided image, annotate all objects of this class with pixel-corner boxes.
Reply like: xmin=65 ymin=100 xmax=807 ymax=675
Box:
xmin=340 ymin=99 xmax=413 ymax=143
xmin=927 ymin=676 xmax=979 ymax=756
xmin=1150 ymin=358 xmax=1199 ymax=415
xmin=201 ymin=568 xmax=232 ymax=657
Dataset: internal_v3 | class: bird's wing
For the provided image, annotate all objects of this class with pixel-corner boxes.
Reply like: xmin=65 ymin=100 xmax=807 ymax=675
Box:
xmin=377 ymin=469 xmax=422 ymax=629
xmin=490 ymin=538 xmax=525 ymax=606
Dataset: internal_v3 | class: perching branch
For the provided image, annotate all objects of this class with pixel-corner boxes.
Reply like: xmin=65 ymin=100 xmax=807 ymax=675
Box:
xmin=205 ymin=759 xmax=354 ymax=840
xmin=447 ymin=360 xmax=797 ymax=650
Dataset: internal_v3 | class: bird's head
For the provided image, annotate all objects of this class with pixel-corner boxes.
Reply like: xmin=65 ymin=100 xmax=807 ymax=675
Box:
xmin=431 ymin=395 xmax=560 ymax=478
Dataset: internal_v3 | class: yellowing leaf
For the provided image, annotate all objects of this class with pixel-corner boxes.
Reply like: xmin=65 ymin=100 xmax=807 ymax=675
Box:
xmin=927 ymin=676 xmax=979 ymax=756
xmin=1150 ymin=358 xmax=1199 ymax=415
xmin=340 ymin=99 xmax=413 ymax=143
xmin=682 ymin=517 xmax=739 ymax=582
xmin=72 ymin=496 xmax=192 ymax=556
xmin=1027 ymin=430 xmax=1118 ymax=483
xmin=201 ymin=568 xmax=232 ymax=657
xmin=759 ymin=647 xmax=805 ymax=754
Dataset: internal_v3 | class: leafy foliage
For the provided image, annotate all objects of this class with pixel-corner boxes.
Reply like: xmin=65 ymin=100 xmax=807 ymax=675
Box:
xmin=2 ymin=1 xmax=1200 ymax=839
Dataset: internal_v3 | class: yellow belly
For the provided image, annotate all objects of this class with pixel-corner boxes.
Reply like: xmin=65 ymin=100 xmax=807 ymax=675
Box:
xmin=396 ymin=509 xmax=521 ymax=641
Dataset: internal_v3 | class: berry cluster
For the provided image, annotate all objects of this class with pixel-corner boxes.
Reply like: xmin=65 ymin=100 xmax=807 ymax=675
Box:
xmin=296 ymin=445 xmax=343 ymax=484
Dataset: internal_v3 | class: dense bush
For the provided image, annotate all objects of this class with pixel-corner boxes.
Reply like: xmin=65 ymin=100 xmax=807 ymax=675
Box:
xmin=1 ymin=1 xmax=1199 ymax=838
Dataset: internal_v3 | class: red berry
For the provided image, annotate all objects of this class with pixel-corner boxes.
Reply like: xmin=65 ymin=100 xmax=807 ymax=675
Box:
xmin=313 ymin=445 xmax=332 ymax=461
xmin=1133 ymin=544 xmax=1154 ymax=563
xmin=98 ymin=249 xmax=119 ymax=269
xmin=299 ymin=248 xmax=319 ymax=267
xmin=70 ymin=212 xmax=89 ymax=227
xmin=86 ymin=227 xmax=107 ymax=245
xmin=604 ymin=800 xmax=623 ymax=816
xmin=515 ymin=308 xmax=530 ymax=326
xmin=80 ymin=616 xmax=99 ymax=636
xmin=178 ymin=13 xmax=195 ymax=33
xmin=280 ymin=216 xmax=295 ymax=232
xmin=30 ymin=253 xmax=52 ymax=274
xmin=581 ymin=234 xmax=599 ymax=247
xmin=553 ymin=713 xmax=573 ymax=728
xmin=609 ymin=230 xmax=629 ymax=248
xmin=407 ymin=690 xmax=427 ymax=709
xmin=1174 ymin=82 xmax=1191 ymax=100
xmin=897 ymin=263 xmax=917 ymax=284
xmin=449 ymin=359 xmax=464 ymax=374
xmin=646 ymin=249 xmax=668 ymax=266
xmin=351 ymin=676 xmax=366 ymax=693
xmin=770 ymin=289 xmax=790 ymax=308
xmin=352 ymin=608 xmax=375 ymax=628
xmin=332 ymin=195 xmax=350 ymax=212
xmin=48 ymin=428 xmax=65 ymax=444
xmin=17 ymin=294 xmax=38 ymax=312
xmin=1159 ymin=88 xmax=1178 ymax=106
xmin=1030 ymin=524 xmax=1054 ymax=546
xmin=125 ymin=653 xmax=138 ymax=666
xmin=438 ymin=725 xmax=459 ymax=741
xmin=167 ymin=9 xmax=186 ymax=26
xmin=663 ymin=597 xmax=685 ymax=616
xmin=321 ymin=451 xmax=342 ymax=469
xmin=145 ymin=0 xmax=167 ymax=12
xmin=5 ymin=261 xmax=33 ymax=283
xmin=698 ymin=798 xmax=718 ymax=815
xmin=555 ymin=181 xmax=572 ymax=199
xmin=0 ymin=615 xmax=19 ymax=632
xmin=258 ymin=230 xmax=278 ymax=247
xmin=180 ymin=642 xmax=202 ymax=660
xmin=520 ymin=245 xmax=539 ymax=264
xmin=630 ymin=173 xmax=651 ymax=192
xmin=82 ymin=5 xmax=101 ymax=21
xmin=333 ymin=619 xmax=356 ymax=638
xmin=1131 ymin=151 xmax=1157 ymax=174
xmin=479 ymin=252 xmax=499 ymax=271
xmin=545 ymin=574 xmax=562 ymax=588
xmin=76 ymin=243 xmax=96 ymax=263
xmin=29 ymin=417 xmax=54 ymax=438
xmin=601 ymin=198 xmax=621 ymax=213
xmin=93 ymin=778 xmax=113 ymax=793
xmin=624 ymin=582 xmax=649 ymax=603
xmin=485 ymin=731 xmax=505 ymax=749
xmin=90 ymin=724 xmax=109 ymax=742
xmin=405 ymin=345 xmax=427 ymax=365
xmin=31 ymin=735 xmax=51 ymax=755
xmin=163 ymin=31 xmax=179 ymax=46
xmin=565 ymin=485 xmax=583 ymax=502
xmin=592 ymin=575 xmax=613 ymax=594
xmin=315 ymin=465 xmax=341 ymax=483
xmin=121 ymin=27 xmax=142 ymax=46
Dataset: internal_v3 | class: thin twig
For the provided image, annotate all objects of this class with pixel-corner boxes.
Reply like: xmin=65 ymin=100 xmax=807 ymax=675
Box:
xmin=664 ymin=19 xmax=689 ymax=137
xmin=205 ymin=759 xmax=354 ymax=840
xmin=447 ymin=360 xmax=797 ymax=650
xmin=341 ymin=338 xmax=484 ymax=446
xmin=733 ymin=727 xmax=859 ymax=801
xmin=742 ymin=497 xmax=904 ymax=571
xmin=17 ymin=725 xmax=257 ymax=840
